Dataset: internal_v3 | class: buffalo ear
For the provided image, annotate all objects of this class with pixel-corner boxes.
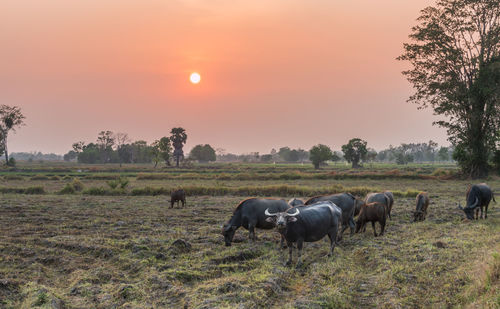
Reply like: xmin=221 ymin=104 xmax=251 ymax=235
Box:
xmin=287 ymin=217 xmax=298 ymax=222
xmin=266 ymin=217 xmax=274 ymax=223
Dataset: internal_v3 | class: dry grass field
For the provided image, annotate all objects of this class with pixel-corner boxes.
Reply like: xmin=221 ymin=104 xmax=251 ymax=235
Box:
xmin=0 ymin=163 xmax=499 ymax=308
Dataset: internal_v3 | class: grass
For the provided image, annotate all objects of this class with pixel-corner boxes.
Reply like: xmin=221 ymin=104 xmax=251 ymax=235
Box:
xmin=0 ymin=162 xmax=498 ymax=308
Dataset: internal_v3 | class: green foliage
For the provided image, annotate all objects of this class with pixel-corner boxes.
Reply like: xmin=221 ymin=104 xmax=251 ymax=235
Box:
xmin=170 ymin=127 xmax=188 ymax=167
xmin=342 ymin=138 xmax=368 ymax=168
xmin=7 ymin=157 xmax=16 ymax=167
xmin=398 ymin=1 xmax=500 ymax=178
xmin=0 ymin=186 xmax=45 ymax=194
xmin=106 ymin=177 xmax=129 ymax=190
xmin=190 ymin=144 xmax=216 ymax=163
xmin=0 ymin=105 xmax=25 ymax=165
xmin=59 ymin=183 xmax=76 ymax=194
xmin=309 ymin=144 xmax=333 ymax=169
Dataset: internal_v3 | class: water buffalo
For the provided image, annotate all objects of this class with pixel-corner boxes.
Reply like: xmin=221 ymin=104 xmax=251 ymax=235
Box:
xmin=458 ymin=183 xmax=495 ymax=220
xmin=170 ymin=189 xmax=186 ymax=208
xmin=384 ymin=191 xmax=394 ymax=215
xmin=288 ymin=198 xmax=304 ymax=207
xmin=305 ymin=193 xmax=363 ymax=240
xmin=412 ymin=192 xmax=430 ymax=222
xmin=265 ymin=201 xmax=342 ymax=267
xmin=222 ymin=198 xmax=289 ymax=246
xmin=365 ymin=192 xmax=392 ymax=219
xmin=355 ymin=202 xmax=386 ymax=237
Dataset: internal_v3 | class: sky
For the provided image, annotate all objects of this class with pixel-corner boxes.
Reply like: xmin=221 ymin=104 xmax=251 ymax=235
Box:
xmin=0 ymin=0 xmax=447 ymax=155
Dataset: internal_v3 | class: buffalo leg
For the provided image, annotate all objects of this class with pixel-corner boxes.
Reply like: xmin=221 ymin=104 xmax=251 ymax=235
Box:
xmin=349 ymin=217 xmax=355 ymax=236
xmin=475 ymin=208 xmax=479 ymax=220
xmin=371 ymin=222 xmax=378 ymax=237
xmin=485 ymin=204 xmax=488 ymax=219
xmin=480 ymin=206 xmax=484 ymax=219
xmin=248 ymin=224 xmax=256 ymax=242
xmin=379 ymin=219 xmax=385 ymax=236
xmin=338 ymin=224 xmax=348 ymax=241
xmin=285 ymin=241 xmax=293 ymax=266
xmin=328 ymin=229 xmax=337 ymax=257
xmin=296 ymin=238 xmax=304 ymax=268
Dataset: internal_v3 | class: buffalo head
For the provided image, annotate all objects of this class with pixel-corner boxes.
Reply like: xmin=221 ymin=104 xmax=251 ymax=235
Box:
xmin=265 ymin=208 xmax=300 ymax=231
xmin=221 ymin=224 xmax=237 ymax=246
xmin=457 ymin=196 xmax=478 ymax=220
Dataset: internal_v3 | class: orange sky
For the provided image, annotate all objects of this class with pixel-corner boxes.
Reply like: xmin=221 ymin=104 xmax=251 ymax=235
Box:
xmin=0 ymin=0 xmax=446 ymax=155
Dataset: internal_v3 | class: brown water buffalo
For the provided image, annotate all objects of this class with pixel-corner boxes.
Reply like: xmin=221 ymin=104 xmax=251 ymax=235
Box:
xmin=170 ymin=189 xmax=186 ymax=208
xmin=365 ymin=192 xmax=392 ymax=219
xmin=412 ymin=192 xmax=430 ymax=222
xmin=355 ymin=202 xmax=386 ymax=237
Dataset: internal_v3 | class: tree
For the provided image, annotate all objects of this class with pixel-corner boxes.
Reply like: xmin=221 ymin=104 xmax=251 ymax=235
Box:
xmin=398 ymin=0 xmax=500 ymax=178
xmin=0 ymin=105 xmax=25 ymax=165
xmin=96 ymin=131 xmax=115 ymax=163
xmin=342 ymin=138 xmax=368 ymax=168
xmin=309 ymin=144 xmax=333 ymax=169
xmin=190 ymin=144 xmax=216 ymax=163
xmin=438 ymin=146 xmax=450 ymax=162
xmin=114 ymin=133 xmax=130 ymax=167
xmin=170 ymin=127 xmax=187 ymax=167
xmin=158 ymin=137 xmax=172 ymax=166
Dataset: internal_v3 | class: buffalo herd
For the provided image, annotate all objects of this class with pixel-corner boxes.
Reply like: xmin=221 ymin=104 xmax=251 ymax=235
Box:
xmin=220 ymin=183 xmax=495 ymax=267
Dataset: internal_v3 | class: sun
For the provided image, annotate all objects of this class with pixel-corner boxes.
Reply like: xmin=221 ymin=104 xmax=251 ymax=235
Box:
xmin=190 ymin=72 xmax=201 ymax=84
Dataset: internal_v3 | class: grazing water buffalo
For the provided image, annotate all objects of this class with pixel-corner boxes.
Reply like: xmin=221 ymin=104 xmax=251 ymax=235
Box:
xmin=458 ymin=183 xmax=495 ymax=220
xmin=170 ymin=189 xmax=186 ymax=208
xmin=288 ymin=198 xmax=305 ymax=207
xmin=222 ymin=198 xmax=289 ymax=246
xmin=365 ymin=192 xmax=392 ymax=219
xmin=413 ymin=192 xmax=430 ymax=222
xmin=355 ymin=202 xmax=386 ymax=237
xmin=265 ymin=201 xmax=342 ymax=267
xmin=305 ymin=193 xmax=362 ymax=240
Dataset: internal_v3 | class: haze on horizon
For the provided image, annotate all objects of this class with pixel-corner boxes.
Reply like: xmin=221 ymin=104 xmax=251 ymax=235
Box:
xmin=0 ymin=0 xmax=447 ymax=155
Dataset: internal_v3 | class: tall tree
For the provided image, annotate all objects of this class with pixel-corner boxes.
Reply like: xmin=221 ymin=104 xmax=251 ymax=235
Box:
xmin=342 ymin=138 xmax=368 ymax=168
xmin=398 ymin=0 xmax=500 ymax=178
xmin=309 ymin=144 xmax=333 ymax=169
xmin=114 ymin=133 xmax=130 ymax=167
xmin=190 ymin=144 xmax=216 ymax=163
xmin=0 ymin=105 xmax=25 ymax=165
xmin=96 ymin=131 xmax=115 ymax=163
xmin=170 ymin=127 xmax=187 ymax=167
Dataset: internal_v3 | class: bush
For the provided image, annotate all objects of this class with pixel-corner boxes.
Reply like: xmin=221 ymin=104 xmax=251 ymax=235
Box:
xmin=30 ymin=175 xmax=50 ymax=180
xmin=3 ymin=174 xmax=23 ymax=181
xmin=59 ymin=183 xmax=76 ymax=194
xmin=106 ymin=177 xmax=129 ymax=190
xmin=71 ymin=178 xmax=84 ymax=191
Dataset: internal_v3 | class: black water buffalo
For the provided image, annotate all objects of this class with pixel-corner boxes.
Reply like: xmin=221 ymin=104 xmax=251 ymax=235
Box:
xmin=355 ymin=202 xmax=386 ymax=237
xmin=265 ymin=201 xmax=341 ymax=267
xmin=365 ymin=192 xmax=392 ymax=219
xmin=222 ymin=198 xmax=289 ymax=246
xmin=412 ymin=192 xmax=430 ymax=222
xmin=305 ymin=193 xmax=363 ymax=240
xmin=170 ymin=189 xmax=186 ymax=208
xmin=288 ymin=198 xmax=304 ymax=206
xmin=458 ymin=183 xmax=495 ymax=220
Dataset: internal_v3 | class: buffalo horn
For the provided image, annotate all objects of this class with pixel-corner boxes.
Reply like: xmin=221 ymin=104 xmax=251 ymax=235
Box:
xmin=285 ymin=208 xmax=300 ymax=217
xmin=264 ymin=208 xmax=278 ymax=216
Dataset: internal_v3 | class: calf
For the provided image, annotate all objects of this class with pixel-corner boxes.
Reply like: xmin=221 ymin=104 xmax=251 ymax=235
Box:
xmin=355 ymin=202 xmax=386 ymax=237
xmin=222 ymin=198 xmax=289 ymax=246
xmin=170 ymin=189 xmax=186 ymax=208
xmin=265 ymin=201 xmax=341 ymax=267
xmin=365 ymin=192 xmax=392 ymax=219
xmin=412 ymin=192 xmax=430 ymax=222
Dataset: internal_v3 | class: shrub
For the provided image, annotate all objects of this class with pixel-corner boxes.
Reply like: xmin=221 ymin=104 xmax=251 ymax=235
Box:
xmin=3 ymin=175 xmax=23 ymax=181
xmin=71 ymin=178 xmax=84 ymax=192
xmin=59 ymin=183 xmax=76 ymax=194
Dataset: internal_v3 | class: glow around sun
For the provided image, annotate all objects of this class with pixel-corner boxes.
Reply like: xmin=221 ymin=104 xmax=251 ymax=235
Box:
xmin=190 ymin=72 xmax=201 ymax=84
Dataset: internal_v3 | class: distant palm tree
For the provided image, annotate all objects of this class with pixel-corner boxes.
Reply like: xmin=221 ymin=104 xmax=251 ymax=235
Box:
xmin=170 ymin=127 xmax=187 ymax=167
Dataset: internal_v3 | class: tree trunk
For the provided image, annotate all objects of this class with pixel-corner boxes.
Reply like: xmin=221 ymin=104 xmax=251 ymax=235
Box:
xmin=468 ymin=99 xmax=490 ymax=179
xmin=176 ymin=155 xmax=180 ymax=167
xmin=4 ymin=135 xmax=8 ymax=165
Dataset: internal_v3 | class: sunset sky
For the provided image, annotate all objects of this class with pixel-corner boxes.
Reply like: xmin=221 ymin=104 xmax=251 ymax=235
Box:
xmin=0 ymin=0 xmax=447 ymax=155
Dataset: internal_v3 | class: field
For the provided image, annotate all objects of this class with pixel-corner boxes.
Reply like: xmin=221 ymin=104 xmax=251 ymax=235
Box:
xmin=0 ymin=162 xmax=499 ymax=308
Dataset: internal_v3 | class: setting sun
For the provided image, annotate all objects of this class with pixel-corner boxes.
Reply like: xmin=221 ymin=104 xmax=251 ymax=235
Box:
xmin=190 ymin=72 xmax=201 ymax=84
